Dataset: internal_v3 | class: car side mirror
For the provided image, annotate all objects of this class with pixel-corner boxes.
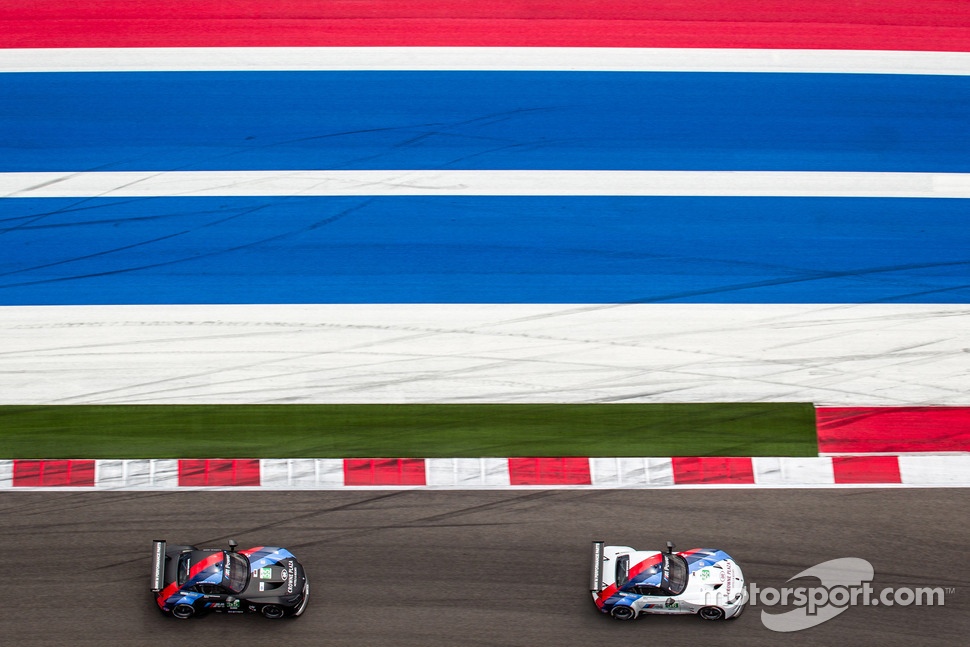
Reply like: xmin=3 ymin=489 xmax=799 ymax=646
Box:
xmin=228 ymin=539 xmax=238 ymax=552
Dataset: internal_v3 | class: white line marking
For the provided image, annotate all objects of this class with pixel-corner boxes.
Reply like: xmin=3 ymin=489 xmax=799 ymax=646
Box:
xmin=3 ymin=304 xmax=968 ymax=406
xmin=4 ymin=170 xmax=970 ymax=198
xmin=2 ymin=47 xmax=969 ymax=75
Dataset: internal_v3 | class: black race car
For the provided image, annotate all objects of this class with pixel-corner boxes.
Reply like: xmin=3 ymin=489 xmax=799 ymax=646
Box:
xmin=151 ymin=538 xmax=309 ymax=619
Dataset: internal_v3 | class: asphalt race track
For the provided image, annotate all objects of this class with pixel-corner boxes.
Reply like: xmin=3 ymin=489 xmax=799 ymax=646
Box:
xmin=0 ymin=489 xmax=966 ymax=646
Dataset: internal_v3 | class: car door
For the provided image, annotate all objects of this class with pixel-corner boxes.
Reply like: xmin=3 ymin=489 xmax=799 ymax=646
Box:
xmin=192 ymin=582 xmax=230 ymax=612
xmin=634 ymin=586 xmax=692 ymax=615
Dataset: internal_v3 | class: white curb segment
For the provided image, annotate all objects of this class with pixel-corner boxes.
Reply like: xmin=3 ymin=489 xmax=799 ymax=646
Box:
xmin=752 ymin=457 xmax=836 ymax=485
xmin=897 ymin=455 xmax=970 ymax=485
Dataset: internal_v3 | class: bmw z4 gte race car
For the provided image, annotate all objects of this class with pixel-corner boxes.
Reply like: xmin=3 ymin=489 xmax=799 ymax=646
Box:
xmin=151 ymin=539 xmax=309 ymax=619
xmin=590 ymin=541 xmax=747 ymax=621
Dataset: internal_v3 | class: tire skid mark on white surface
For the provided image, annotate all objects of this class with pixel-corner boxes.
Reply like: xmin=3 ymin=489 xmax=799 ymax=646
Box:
xmin=1 ymin=304 xmax=967 ymax=406
xmin=4 ymin=170 xmax=970 ymax=198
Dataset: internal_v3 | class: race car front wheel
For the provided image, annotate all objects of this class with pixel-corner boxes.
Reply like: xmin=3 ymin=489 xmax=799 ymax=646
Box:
xmin=699 ymin=606 xmax=725 ymax=621
xmin=172 ymin=604 xmax=195 ymax=619
xmin=261 ymin=605 xmax=285 ymax=619
xmin=610 ymin=606 xmax=637 ymax=621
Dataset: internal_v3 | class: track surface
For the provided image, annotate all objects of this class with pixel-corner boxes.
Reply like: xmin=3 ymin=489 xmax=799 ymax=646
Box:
xmin=0 ymin=489 xmax=966 ymax=646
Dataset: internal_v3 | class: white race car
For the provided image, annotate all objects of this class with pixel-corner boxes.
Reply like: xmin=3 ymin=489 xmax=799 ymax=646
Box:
xmin=590 ymin=541 xmax=747 ymax=621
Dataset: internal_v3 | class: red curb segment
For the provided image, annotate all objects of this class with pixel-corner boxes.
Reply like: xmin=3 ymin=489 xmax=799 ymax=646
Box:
xmin=178 ymin=459 xmax=261 ymax=486
xmin=12 ymin=459 xmax=95 ymax=487
xmin=817 ymin=407 xmax=970 ymax=454
xmin=344 ymin=458 xmax=427 ymax=486
xmin=508 ymin=457 xmax=592 ymax=485
xmin=2 ymin=0 xmax=968 ymax=50
xmin=671 ymin=457 xmax=755 ymax=484
xmin=832 ymin=456 xmax=902 ymax=484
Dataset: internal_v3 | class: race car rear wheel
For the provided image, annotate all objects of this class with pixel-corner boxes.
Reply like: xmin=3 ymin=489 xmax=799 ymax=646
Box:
xmin=699 ymin=606 xmax=725 ymax=621
xmin=172 ymin=604 xmax=195 ymax=619
xmin=261 ymin=604 xmax=285 ymax=619
xmin=610 ymin=606 xmax=637 ymax=621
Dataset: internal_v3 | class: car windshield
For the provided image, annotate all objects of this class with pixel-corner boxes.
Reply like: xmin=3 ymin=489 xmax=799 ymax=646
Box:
xmin=615 ymin=555 xmax=630 ymax=587
xmin=662 ymin=554 xmax=689 ymax=596
xmin=177 ymin=553 xmax=191 ymax=586
xmin=223 ymin=552 xmax=250 ymax=594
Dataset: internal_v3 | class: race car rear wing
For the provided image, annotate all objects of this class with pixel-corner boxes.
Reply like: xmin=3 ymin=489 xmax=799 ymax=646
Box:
xmin=151 ymin=539 xmax=166 ymax=592
xmin=590 ymin=541 xmax=605 ymax=593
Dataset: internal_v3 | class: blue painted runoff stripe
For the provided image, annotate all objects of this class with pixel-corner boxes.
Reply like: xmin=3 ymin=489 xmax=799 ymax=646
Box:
xmin=1 ymin=71 xmax=969 ymax=173
xmin=1 ymin=196 xmax=968 ymax=305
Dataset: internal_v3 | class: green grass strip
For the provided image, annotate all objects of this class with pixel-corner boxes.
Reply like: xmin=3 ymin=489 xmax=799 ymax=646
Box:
xmin=0 ymin=404 xmax=817 ymax=458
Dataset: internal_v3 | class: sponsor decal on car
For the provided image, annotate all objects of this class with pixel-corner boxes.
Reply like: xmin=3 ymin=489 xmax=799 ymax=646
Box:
xmin=151 ymin=541 xmax=165 ymax=590
xmin=260 ymin=567 xmax=272 ymax=580
xmin=286 ymin=560 xmax=295 ymax=593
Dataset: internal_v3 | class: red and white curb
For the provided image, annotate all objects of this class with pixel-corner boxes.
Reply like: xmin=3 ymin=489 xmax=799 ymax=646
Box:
xmin=1 ymin=456 xmax=969 ymax=489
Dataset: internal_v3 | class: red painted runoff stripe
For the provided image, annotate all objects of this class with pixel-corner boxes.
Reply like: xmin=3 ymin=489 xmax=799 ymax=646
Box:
xmin=831 ymin=456 xmax=902 ymax=484
xmin=1 ymin=0 xmax=968 ymax=50
xmin=343 ymin=458 xmax=427 ymax=486
xmin=12 ymin=459 xmax=95 ymax=487
xmin=817 ymin=407 xmax=970 ymax=454
xmin=671 ymin=457 xmax=755 ymax=485
xmin=177 ymin=459 xmax=261 ymax=487
xmin=508 ymin=457 xmax=592 ymax=485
